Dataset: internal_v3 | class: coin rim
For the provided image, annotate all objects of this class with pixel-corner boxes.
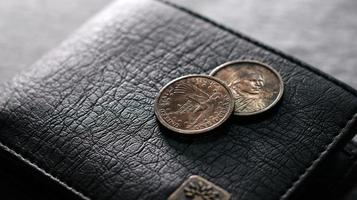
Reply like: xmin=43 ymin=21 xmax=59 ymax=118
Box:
xmin=154 ymin=74 xmax=235 ymax=134
xmin=210 ymin=60 xmax=284 ymax=116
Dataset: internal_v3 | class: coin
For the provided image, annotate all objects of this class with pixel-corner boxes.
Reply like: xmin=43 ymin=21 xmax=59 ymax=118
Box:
xmin=155 ymin=75 xmax=234 ymax=134
xmin=210 ymin=60 xmax=284 ymax=116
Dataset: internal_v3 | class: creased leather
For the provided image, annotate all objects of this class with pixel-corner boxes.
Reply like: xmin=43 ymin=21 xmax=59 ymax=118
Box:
xmin=0 ymin=0 xmax=357 ymax=199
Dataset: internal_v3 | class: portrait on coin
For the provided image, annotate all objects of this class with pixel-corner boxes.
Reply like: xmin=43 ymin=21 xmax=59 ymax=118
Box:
xmin=211 ymin=61 xmax=284 ymax=115
xmin=227 ymin=68 xmax=273 ymax=113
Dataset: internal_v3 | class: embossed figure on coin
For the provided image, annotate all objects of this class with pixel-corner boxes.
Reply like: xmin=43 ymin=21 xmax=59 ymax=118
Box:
xmin=167 ymin=84 xmax=223 ymax=129
xmin=155 ymin=75 xmax=234 ymax=134
xmin=228 ymin=69 xmax=271 ymax=113
xmin=211 ymin=61 xmax=284 ymax=116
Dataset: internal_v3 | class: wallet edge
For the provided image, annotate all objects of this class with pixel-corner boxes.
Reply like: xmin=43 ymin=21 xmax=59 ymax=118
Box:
xmin=0 ymin=142 xmax=90 ymax=200
xmin=157 ymin=0 xmax=357 ymax=199
xmin=0 ymin=0 xmax=356 ymax=199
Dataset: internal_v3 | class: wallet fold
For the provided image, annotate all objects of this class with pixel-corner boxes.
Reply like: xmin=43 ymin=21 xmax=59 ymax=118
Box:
xmin=1 ymin=0 xmax=357 ymax=199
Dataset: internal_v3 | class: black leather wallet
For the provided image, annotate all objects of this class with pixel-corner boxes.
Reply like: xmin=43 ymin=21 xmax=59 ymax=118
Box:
xmin=1 ymin=0 xmax=357 ymax=199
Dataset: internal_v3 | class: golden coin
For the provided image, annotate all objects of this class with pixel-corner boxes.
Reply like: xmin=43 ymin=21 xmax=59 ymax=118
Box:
xmin=211 ymin=60 xmax=284 ymax=116
xmin=155 ymin=75 xmax=234 ymax=134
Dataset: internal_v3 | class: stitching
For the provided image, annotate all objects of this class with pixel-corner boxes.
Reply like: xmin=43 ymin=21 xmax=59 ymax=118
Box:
xmin=0 ymin=142 xmax=91 ymax=200
xmin=0 ymin=1 xmax=355 ymax=200
xmin=279 ymin=112 xmax=357 ymax=199
xmin=157 ymin=0 xmax=357 ymax=199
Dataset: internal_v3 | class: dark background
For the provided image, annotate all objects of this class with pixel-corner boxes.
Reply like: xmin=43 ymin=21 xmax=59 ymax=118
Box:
xmin=0 ymin=0 xmax=356 ymax=88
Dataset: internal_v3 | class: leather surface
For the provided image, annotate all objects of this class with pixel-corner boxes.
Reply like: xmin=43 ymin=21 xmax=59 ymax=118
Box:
xmin=289 ymin=140 xmax=357 ymax=200
xmin=0 ymin=0 xmax=357 ymax=199
xmin=0 ymin=144 xmax=84 ymax=200
xmin=176 ymin=0 xmax=357 ymax=89
xmin=1 ymin=0 xmax=357 ymax=89
xmin=332 ymin=142 xmax=357 ymax=200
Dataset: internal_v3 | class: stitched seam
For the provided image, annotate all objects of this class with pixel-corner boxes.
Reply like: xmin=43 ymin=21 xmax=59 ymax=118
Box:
xmin=279 ymin=112 xmax=357 ymax=199
xmin=0 ymin=142 xmax=91 ymax=200
xmin=0 ymin=1 xmax=355 ymax=200
xmin=157 ymin=0 xmax=357 ymax=199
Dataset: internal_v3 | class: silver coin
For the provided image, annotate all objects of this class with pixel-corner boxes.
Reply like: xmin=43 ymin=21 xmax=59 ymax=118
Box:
xmin=210 ymin=60 xmax=284 ymax=116
xmin=154 ymin=75 xmax=234 ymax=134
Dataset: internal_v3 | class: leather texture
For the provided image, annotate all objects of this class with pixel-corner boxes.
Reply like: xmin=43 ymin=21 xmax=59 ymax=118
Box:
xmin=330 ymin=141 xmax=357 ymax=200
xmin=289 ymin=139 xmax=357 ymax=200
xmin=0 ymin=0 xmax=357 ymax=199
